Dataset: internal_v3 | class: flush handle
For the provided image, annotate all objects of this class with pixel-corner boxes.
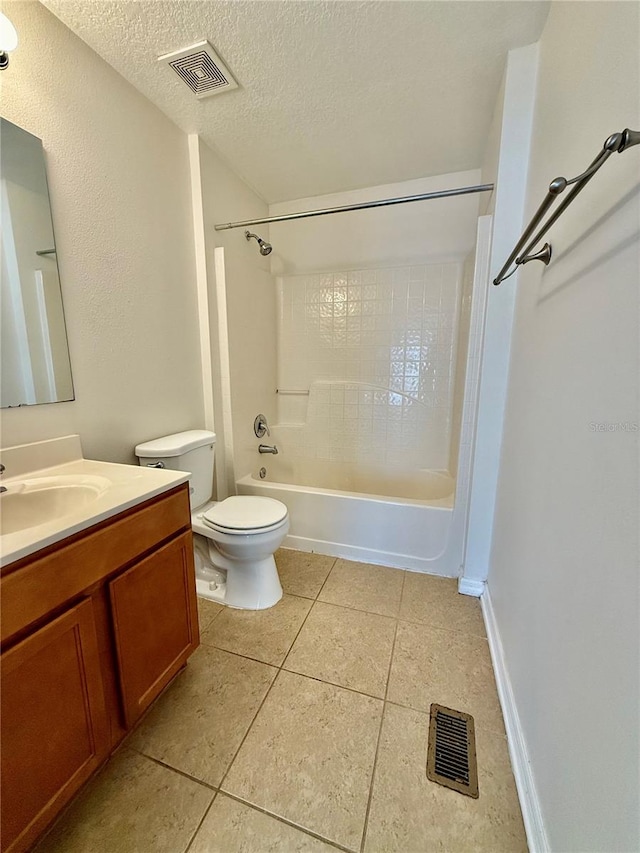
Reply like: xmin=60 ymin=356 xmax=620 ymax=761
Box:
xmin=147 ymin=461 xmax=165 ymax=469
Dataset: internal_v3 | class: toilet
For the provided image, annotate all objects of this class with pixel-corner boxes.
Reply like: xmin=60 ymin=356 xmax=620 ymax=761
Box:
xmin=135 ymin=430 xmax=288 ymax=610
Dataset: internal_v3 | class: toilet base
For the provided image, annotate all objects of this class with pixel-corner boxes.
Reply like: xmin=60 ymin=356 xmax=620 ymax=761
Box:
xmin=195 ymin=572 xmax=282 ymax=610
xmin=222 ymin=554 xmax=283 ymax=609
xmin=193 ymin=531 xmax=283 ymax=610
xmin=196 ymin=577 xmax=227 ymax=605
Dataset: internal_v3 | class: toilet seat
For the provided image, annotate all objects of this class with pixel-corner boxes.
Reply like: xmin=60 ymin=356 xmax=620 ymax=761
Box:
xmin=202 ymin=496 xmax=288 ymax=536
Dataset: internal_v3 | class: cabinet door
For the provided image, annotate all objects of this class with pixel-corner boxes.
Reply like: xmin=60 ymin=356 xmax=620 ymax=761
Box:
xmin=109 ymin=532 xmax=199 ymax=727
xmin=1 ymin=598 xmax=109 ymax=853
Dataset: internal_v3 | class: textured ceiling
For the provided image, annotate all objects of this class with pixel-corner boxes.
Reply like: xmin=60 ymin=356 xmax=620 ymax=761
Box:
xmin=42 ymin=0 xmax=550 ymax=203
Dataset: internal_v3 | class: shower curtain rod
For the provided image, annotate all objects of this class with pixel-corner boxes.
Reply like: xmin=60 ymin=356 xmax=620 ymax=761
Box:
xmin=214 ymin=183 xmax=494 ymax=230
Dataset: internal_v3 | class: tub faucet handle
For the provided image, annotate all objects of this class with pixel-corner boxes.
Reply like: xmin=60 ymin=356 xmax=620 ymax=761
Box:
xmin=258 ymin=444 xmax=278 ymax=455
xmin=254 ymin=414 xmax=270 ymax=438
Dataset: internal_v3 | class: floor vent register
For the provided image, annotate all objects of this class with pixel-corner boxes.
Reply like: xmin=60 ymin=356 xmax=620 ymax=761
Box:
xmin=427 ymin=703 xmax=479 ymax=798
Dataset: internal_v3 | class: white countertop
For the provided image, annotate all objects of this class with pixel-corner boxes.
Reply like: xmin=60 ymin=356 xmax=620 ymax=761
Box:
xmin=0 ymin=455 xmax=189 ymax=569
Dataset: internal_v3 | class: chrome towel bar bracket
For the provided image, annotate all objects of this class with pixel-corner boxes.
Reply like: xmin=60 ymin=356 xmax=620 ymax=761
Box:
xmin=493 ymin=127 xmax=640 ymax=285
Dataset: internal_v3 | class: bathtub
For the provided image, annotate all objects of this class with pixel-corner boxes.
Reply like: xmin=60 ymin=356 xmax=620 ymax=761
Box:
xmin=236 ymin=462 xmax=457 ymax=575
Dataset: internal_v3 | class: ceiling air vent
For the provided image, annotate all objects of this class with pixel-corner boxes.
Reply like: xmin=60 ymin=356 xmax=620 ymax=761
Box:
xmin=158 ymin=41 xmax=238 ymax=99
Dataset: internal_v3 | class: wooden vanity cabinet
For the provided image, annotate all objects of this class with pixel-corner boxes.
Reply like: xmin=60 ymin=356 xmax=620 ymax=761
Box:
xmin=1 ymin=599 xmax=110 ymax=853
xmin=109 ymin=531 xmax=199 ymax=727
xmin=0 ymin=483 xmax=199 ymax=853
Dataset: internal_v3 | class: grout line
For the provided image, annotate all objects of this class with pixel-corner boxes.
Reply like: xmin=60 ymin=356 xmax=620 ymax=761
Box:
xmin=381 ymin=698 xmax=509 ymax=739
xmin=385 ymin=569 xmax=405 ymax=703
xmin=197 ymin=641 xmax=283 ymax=669
xmin=282 ymin=591 xmax=316 ymax=601
xmin=314 ymin=556 xmax=338 ymax=599
xmin=135 ymin=637 xmax=364 ymax=853
xmin=214 ymin=670 xmax=280 ymax=796
xmin=359 ymin=701 xmax=388 ymax=853
xmin=302 ymin=595 xmax=399 ymax=622
xmin=360 ymin=571 xmax=405 ymax=853
xmin=136 ymin=752 xmax=218 ymax=792
xmin=44 ymin=555 xmax=500 ymax=852
xmin=314 ymin=566 xmax=405 ymax=620
xmin=203 ymin=556 xmax=408 ymax=853
xmin=280 ymin=607 xmax=320 ymax=671
xmin=386 ymin=698 xmax=508 ymax=739
xmin=183 ymin=790 xmax=218 ymax=853
xmin=192 ymin=559 xmax=499 ymax=850
xmin=279 ymin=665 xmax=386 ymax=702
xmin=200 ymin=593 xmax=318 ymax=670
xmin=398 ymin=576 xmax=489 ymax=638
xmin=214 ymin=582 xmax=320 ymax=796
xmin=217 ymin=791 xmax=355 ymax=853
xmin=211 ymin=561 xmax=352 ymax=824
xmin=395 ymin=614 xmax=489 ymax=642
xmin=197 ymin=600 xmax=227 ymax=633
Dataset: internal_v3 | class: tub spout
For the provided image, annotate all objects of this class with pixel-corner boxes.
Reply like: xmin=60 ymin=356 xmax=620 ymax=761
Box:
xmin=258 ymin=444 xmax=279 ymax=454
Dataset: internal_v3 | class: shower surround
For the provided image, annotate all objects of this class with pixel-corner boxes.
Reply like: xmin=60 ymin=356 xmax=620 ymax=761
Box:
xmin=237 ymin=215 xmax=492 ymax=576
xmin=275 ymin=262 xmax=462 ymax=483
xmin=218 ymin=173 xmax=486 ymax=573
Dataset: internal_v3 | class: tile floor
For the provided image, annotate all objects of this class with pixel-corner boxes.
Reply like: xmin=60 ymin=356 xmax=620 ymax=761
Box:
xmin=36 ymin=551 xmax=527 ymax=853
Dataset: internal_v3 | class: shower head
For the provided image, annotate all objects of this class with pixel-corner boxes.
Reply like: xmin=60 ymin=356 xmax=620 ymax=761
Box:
xmin=245 ymin=230 xmax=272 ymax=256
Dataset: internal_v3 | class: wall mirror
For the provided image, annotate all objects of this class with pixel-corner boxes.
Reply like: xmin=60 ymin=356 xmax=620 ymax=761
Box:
xmin=1 ymin=117 xmax=74 ymax=407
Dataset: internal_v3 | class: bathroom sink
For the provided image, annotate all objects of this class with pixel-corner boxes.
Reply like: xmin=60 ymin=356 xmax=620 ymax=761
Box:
xmin=0 ymin=475 xmax=111 ymax=535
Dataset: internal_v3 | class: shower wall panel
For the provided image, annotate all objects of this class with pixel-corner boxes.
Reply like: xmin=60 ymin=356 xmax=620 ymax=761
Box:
xmin=277 ymin=262 xmax=461 ymax=472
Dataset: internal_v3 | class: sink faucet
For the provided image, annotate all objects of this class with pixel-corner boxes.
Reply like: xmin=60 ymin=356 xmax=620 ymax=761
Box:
xmin=0 ymin=463 xmax=6 ymax=493
xmin=258 ymin=444 xmax=278 ymax=455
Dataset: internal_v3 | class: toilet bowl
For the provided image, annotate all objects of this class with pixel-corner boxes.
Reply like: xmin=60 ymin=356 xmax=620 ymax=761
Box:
xmin=193 ymin=496 xmax=289 ymax=609
xmin=135 ymin=430 xmax=288 ymax=610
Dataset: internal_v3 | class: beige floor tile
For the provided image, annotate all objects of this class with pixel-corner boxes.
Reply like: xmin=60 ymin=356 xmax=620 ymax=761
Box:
xmin=35 ymin=749 xmax=212 ymax=853
xmin=387 ymin=621 xmax=505 ymax=735
xmin=129 ymin=646 xmax=277 ymax=786
xmin=364 ymin=704 xmax=527 ymax=853
xmin=284 ymin=601 xmax=396 ymax=697
xmin=318 ymin=559 xmax=404 ymax=617
xmin=201 ymin=594 xmax=312 ymax=665
xmin=197 ymin=596 xmax=224 ymax=631
xmin=400 ymin=571 xmax=486 ymax=637
xmin=190 ymin=794 xmax=337 ymax=853
xmin=223 ymin=670 xmax=383 ymax=852
xmin=275 ymin=549 xmax=336 ymax=599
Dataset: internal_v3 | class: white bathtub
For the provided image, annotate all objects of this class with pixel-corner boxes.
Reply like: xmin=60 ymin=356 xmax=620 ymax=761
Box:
xmin=236 ymin=464 xmax=457 ymax=575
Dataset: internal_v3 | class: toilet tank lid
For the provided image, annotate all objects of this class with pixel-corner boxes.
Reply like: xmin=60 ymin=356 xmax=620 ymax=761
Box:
xmin=135 ymin=430 xmax=216 ymax=458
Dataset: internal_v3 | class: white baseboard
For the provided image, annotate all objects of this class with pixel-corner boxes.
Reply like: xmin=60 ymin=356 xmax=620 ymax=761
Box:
xmin=482 ymin=589 xmax=550 ymax=853
xmin=458 ymin=576 xmax=485 ymax=597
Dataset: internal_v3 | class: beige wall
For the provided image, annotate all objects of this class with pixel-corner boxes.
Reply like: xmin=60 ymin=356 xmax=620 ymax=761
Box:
xmin=197 ymin=141 xmax=277 ymax=493
xmin=269 ymin=170 xmax=482 ymax=275
xmin=488 ymin=3 xmax=640 ymax=850
xmin=0 ymin=1 xmax=204 ymax=463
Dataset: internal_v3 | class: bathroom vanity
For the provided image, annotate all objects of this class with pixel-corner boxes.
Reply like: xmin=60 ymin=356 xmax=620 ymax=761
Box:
xmin=0 ymin=437 xmax=200 ymax=853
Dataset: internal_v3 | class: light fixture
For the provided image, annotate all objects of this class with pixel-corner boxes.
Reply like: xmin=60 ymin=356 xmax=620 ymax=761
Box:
xmin=0 ymin=12 xmax=18 ymax=70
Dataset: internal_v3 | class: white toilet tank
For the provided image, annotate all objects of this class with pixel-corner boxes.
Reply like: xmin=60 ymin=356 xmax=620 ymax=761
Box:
xmin=135 ymin=430 xmax=216 ymax=509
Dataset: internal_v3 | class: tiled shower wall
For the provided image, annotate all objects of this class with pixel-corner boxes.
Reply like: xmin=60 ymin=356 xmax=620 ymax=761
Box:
xmin=276 ymin=263 xmax=462 ymax=471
